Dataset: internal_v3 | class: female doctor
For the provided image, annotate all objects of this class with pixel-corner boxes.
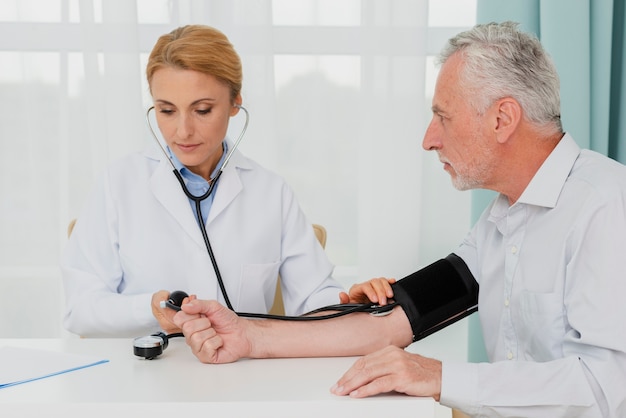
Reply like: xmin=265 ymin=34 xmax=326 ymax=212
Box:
xmin=61 ymin=25 xmax=348 ymax=338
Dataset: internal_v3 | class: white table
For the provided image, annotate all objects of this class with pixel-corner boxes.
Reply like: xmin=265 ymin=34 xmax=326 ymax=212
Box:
xmin=0 ymin=338 xmax=436 ymax=417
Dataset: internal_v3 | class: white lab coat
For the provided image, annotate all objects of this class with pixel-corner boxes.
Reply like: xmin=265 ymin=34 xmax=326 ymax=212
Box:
xmin=61 ymin=143 xmax=343 ymax=337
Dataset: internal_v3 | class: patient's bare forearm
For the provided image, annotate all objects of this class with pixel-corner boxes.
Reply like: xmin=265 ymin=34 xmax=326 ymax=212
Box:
xmin=248 ymin=306 xmax=413 ymax=359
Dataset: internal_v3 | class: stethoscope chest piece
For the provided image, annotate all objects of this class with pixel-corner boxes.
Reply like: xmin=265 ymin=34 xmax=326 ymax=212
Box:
xmin=133 ymin=334 xmax=166 ymax=360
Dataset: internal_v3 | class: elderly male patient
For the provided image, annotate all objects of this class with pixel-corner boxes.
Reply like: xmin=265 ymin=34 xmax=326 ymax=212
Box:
xmin=168 ymin=21 xmax=626 ymax=418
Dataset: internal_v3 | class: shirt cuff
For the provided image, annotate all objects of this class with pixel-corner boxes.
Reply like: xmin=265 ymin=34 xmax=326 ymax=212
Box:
xmin=440 ymin=361 xmax=480 ymax=416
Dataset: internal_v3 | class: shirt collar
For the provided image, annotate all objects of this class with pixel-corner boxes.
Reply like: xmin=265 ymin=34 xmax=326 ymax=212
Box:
xmin=168 ymin=141 xmax=229 ymax=185
xmin=489 ymin=133 xmax=581 ymax=224
xmin=516 ymin=133 xmax=580 ymax=209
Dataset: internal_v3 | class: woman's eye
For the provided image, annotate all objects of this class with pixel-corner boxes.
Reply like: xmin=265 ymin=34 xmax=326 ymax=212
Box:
xmin=196 ymin=108 xmax=212 ymax=115
xmin=158 ymin=108 xmax=174 ymax=115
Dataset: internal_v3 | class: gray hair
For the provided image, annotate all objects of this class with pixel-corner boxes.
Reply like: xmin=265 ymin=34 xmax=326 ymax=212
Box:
xmin=438 ymin=21 xmax=562 ymax=132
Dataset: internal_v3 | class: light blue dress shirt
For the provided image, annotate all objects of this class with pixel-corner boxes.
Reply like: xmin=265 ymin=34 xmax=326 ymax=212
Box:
xmin=442 ymin=134 xmax=626 ymax=417
xmin=168 ymin=142 xmax=228 ymax=225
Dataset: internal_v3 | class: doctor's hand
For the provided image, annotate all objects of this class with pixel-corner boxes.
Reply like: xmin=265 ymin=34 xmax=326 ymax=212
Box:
xmin=151 ymin=290 xmax=194 ymax=334
xmin=173 ymin=299 xmax=252 ymax=364
xmin=331 ymin=345 xmax=442 ymax=401
xmin=339 ymin=277 xmax=397 ymax=305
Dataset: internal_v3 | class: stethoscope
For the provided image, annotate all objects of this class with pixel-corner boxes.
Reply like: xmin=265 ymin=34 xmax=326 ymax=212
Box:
xmin=144 ymin=104 xmax=397 ymax=318
xmin=146 ymin=104 xmax=249 ymax=312
xmin=136 ymin=103 xmax=398 ymax=359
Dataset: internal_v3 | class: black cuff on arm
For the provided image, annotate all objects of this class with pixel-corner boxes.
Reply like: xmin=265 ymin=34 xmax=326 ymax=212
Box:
xmin=391 ymin=253 xmax=479 ymax=342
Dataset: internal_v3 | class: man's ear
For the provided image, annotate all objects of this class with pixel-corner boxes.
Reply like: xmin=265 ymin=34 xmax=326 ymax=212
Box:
xmin=493 ymin=97 xmax=521 ymax=144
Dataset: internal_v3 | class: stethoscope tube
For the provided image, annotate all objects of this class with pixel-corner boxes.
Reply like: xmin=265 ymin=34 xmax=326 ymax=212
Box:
xmin=146 ymin=104 xmax=249 ymax=311
xmin=146 ymin=105 xmax=395 ymax=322
xmin=146 ymin=104 xmax=249 ymax=176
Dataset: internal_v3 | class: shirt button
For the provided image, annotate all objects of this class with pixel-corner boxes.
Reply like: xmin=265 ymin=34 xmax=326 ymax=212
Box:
xmin=504 ymin=298 xmax=510 ymax=307
xmin=507 ymin=351 xmax=514 ymax=360
xmin=511 ymin=246 xmax=518 ymax=254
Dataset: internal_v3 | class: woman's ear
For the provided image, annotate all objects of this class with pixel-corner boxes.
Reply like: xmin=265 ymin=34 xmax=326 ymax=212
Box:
xmin=230 ymin=94 xmax=243 ymax=116
xmin=493 ymin=97 xmax=521 ymax=144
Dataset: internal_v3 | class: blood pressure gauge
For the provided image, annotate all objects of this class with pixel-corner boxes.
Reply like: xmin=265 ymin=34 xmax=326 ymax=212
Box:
xmin=132 ymin=291 xmax=187 ymax=360
xmin=133 ymin=334 xmax=167 ymax=360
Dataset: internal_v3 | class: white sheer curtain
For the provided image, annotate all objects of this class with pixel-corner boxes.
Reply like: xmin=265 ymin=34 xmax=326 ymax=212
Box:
xmin=0 ymin=0 xmax=473 ymax=339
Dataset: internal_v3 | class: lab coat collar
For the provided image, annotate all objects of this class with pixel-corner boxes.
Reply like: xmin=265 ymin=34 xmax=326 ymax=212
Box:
xmin=144 ymin=140 xmax=254 ymax=248
xmin=208 ymin=147 xmax=253 ymax=223
xmin=150 ymin=155 xmax=205 ymax=248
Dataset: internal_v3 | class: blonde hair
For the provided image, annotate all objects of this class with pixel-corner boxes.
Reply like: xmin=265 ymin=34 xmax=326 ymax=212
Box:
xmin=146 ymin=25 xmax=242 ymax=101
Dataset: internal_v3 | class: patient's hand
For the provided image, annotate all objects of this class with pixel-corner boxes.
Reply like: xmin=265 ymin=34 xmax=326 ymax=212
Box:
xmin=339 ymin=277 xmax=397 ymax=305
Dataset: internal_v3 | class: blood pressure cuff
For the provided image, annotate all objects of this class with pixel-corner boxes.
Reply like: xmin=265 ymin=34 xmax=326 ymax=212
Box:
xmin=390 ymin=253 xmax=479 ymax=342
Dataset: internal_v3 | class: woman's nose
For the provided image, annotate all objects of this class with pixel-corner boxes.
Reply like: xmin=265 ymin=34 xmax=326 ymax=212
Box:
xmin=176 ymin=114 xmax=194 ymax=138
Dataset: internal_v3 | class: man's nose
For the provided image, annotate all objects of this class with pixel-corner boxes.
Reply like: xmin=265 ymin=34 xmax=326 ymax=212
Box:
xmin=422 ymin=119 xmax=441 ymax=151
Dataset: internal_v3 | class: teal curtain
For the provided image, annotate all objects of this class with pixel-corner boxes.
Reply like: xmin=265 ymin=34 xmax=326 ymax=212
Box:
xmin=467 ymin=0 xmax=626 ymax=362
